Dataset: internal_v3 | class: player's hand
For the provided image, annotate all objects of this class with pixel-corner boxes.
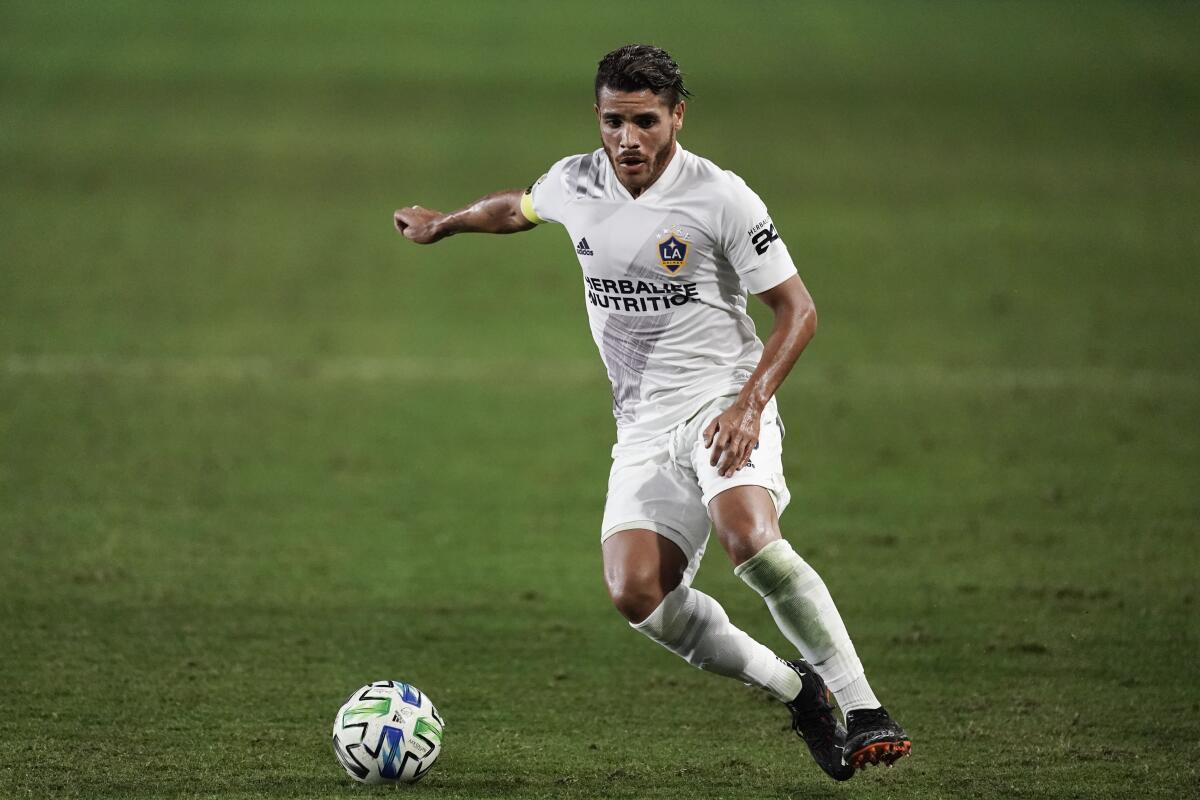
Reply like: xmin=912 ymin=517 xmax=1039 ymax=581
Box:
xmin=703 ymin=401 xmax=761 ymax=478
xmin=393 ymin=205 xmax=448 ymax=244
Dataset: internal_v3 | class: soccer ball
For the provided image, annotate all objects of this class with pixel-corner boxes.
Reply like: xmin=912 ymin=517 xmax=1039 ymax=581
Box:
xmin=331 ymin=680 xmax=445 ymax=784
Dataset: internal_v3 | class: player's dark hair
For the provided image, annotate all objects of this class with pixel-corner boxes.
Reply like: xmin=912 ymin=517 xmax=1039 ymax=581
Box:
xmin=595 ymin=44 xmax=691 ymax=108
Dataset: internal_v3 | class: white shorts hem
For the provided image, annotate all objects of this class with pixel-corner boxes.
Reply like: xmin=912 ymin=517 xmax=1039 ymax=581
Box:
xmin=701 ymin=478 xmax=790 ymax=517
xmin=600 ymin=519 xmax=699 ymax=563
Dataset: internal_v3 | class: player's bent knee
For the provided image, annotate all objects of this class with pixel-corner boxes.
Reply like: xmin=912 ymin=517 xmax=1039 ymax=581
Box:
xmin=725 ymin=529 xmax=779 ymax=567
xmin=607 ymin=580 xmax=668 ymax=625
xmin=602 ymin=529 xmax=688 ymax=624
xmin=711 ymin=515 xmax=782 ymax=567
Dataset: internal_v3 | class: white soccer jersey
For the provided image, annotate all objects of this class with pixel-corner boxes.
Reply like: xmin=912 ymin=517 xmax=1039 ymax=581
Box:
xmin=522 ymin=143 xmax=798 ymax=445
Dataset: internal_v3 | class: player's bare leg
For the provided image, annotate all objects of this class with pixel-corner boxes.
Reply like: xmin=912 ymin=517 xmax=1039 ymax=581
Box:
xmin=709 ymin=485 xmax=911 ymax=770
xmin=602 ymin=529 xmax=688 ymax=624
xmin=601 ymin=529 xmax=804 ymax=699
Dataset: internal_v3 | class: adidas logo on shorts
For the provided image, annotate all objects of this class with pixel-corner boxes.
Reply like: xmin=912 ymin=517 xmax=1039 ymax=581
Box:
xmin=576 ymin=237 xmax=594 ymax=256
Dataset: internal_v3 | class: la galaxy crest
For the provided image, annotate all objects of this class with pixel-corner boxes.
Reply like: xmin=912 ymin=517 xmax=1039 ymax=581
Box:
xmin=657 ymin=225 xmax=690 ymax=275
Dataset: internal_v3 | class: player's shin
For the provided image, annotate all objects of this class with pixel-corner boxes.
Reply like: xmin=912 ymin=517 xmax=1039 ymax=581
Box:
xmin=630 ymin=583 xmax=802 ymax=702
xmin=734 ymin=539 xmax=880 ymax=715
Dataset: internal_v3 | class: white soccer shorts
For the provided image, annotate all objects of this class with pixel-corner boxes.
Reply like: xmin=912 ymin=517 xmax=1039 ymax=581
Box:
xmin=600 ymin=393 xmax=792 ymax=585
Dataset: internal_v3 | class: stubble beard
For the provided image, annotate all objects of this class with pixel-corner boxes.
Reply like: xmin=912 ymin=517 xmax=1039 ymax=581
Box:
xmin=611 ymin=128 xmax=677 ymax=198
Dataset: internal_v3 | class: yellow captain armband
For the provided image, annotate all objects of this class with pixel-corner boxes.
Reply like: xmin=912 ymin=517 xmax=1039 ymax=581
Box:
xmin=520 ymin=189 xmax=544 ymax=225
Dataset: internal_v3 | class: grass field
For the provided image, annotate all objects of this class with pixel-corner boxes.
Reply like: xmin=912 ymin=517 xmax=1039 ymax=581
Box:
xmin=2 ymin=2 xmax=1198 ymax=798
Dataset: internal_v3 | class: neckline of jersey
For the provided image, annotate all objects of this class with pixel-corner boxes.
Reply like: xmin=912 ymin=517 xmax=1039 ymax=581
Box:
xmin=607 ymin=142 xmax=686 ymax=203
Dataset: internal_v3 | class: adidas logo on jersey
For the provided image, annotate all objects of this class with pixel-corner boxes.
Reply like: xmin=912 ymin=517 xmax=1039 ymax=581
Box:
xmin=576 ymin=237 xmax=594 ymax=256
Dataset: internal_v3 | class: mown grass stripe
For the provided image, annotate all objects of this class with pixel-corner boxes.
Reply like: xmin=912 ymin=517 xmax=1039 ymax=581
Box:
xmin=3 ymin=353 xmax=1196 ymax=392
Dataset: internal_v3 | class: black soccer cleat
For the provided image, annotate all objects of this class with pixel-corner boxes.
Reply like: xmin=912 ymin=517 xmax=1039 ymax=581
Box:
xmin=784 ymin=659 xmax=855 ymax=782
xmin=844 ymin=706 xmax=911 ymax=769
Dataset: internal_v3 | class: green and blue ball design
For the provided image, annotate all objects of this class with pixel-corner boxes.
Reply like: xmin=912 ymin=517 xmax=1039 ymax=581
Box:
xmin=332 ymin=680 xmax=445 ymax=784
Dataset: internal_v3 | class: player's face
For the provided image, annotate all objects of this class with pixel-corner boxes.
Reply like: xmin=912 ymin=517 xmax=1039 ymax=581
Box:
xmin=595 ymin=87 xmax=685 ymax=198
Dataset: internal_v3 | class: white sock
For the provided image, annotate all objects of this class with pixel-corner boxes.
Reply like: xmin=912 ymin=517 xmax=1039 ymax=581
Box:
xmin=734 ymin=539 xmax=881 ymax=714
xmin=631 ymin=583 xmax=803 ymax=702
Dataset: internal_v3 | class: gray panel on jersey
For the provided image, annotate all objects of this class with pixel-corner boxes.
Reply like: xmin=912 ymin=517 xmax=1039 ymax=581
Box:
xmin=571 ymin=151 xmax=606 ymax=199
xmin=602 ymin=309 xmax=675 ymax=423
xmin=600 ymin=259 xmax=686 ymax=424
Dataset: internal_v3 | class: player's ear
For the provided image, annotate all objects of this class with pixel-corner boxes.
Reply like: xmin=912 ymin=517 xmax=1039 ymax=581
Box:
xmin=594 ymin=103 xmax=601 ymax=120
xmin=673 ymin=100 xmax=685 ymax=131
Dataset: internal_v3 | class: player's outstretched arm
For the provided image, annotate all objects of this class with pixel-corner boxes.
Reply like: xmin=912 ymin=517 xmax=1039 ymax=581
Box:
xmin=393 ymin=189 xmax=535 ymax=244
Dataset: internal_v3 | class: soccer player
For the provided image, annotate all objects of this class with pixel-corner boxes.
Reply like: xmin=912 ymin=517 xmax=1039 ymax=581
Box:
xmin=393 ymin=44 xmax=910 ymax=780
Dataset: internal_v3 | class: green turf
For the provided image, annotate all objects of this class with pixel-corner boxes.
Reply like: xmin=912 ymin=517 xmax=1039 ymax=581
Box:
xmin=1 ymin=1 xmax=1198 ymax=798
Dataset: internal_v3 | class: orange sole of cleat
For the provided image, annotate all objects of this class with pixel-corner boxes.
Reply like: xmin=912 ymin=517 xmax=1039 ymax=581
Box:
xmin=849 ymin=739 xmax=912 ymax=770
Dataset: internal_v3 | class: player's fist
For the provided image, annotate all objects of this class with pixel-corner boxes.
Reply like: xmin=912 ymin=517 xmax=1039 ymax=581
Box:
xmin=393 ymin=205 xmax=447 ymax=244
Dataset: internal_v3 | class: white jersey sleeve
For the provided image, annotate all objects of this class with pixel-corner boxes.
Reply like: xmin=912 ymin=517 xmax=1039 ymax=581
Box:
xmin=521 ymin=155 xmax=578 ymax=225
xmin=718 ymin=173 xmax=798 ymax=294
